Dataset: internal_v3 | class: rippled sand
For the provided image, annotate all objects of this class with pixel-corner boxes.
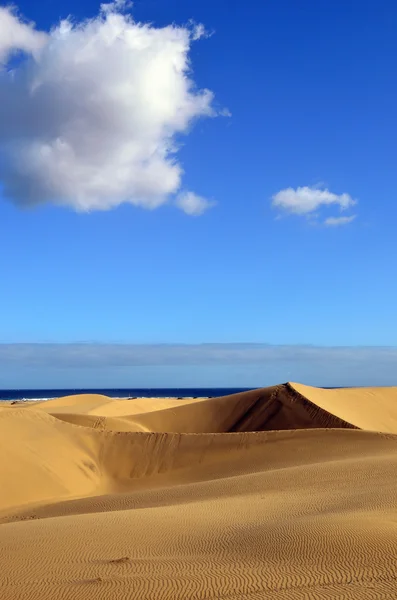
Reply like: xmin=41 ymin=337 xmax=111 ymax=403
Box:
xmin=1 ymin=383 xmax=397 ymax=599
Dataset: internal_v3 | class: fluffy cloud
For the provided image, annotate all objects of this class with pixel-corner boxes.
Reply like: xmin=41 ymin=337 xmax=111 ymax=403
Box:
xmin=324 ymin=215 xmax=356 ymax=227
xmin=0 ymin=2 xmax=219 ymax=213
xmin=272 ymin=185 xmax=357 ymax=225
xmin=0 ymin=6 xmax=47 ymax=63
xmin=272 ymin=186 xmax=356 ymax=215
xmin=175 ymin=191 xmax=215 ymax=216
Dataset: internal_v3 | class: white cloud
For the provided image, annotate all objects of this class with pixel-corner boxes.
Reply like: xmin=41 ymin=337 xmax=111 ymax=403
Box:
xmin=0 ymin=4 xmax=221 ymax=213
xmin=100 ymin=0 xmax=132 ymax=15
xmin=324 ymin=215 xmax=356 ymax=227
xmin=190 ymin=23 xmax=207 ymax=41
xmin=272 ymin=186 xmax=357 ymax=216
xmin=0 ymin=6 xmax=47 ymax=64
xmin=175 ymin=191 xmax=215 ymax=216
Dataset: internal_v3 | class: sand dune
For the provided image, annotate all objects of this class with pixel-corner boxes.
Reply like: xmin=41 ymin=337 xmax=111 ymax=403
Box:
xmin=1 ymin=384 xmax=397 ymax=598
xmin=291 ymin=382 xmax=397 ymax=433
xmin=7 ymin=383 xmax=368 ymax=432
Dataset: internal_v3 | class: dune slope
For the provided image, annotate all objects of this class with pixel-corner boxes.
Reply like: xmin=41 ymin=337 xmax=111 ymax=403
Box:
xmin=1 ymin=383 xmax=397 ymax=599
xmin=12 ymin=382 xmax=378 ymax=433
xmin=291 ymin=382 xmax=397 ymax=433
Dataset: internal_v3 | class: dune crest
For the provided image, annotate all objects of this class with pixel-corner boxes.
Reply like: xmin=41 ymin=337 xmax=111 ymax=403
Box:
xmin=1 ymin=383 xmax=397 ymax=599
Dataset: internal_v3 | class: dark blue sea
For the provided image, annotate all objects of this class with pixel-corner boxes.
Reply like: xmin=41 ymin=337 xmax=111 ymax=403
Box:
xmin=0 ymin=388 xmax=253 ymax=402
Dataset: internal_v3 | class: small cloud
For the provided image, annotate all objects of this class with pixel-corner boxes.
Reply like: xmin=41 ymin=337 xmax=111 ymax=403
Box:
xmin=272 ymin=186 xmax=357 ymax=217
xmin=175 ymin=191 xmax=215 ymax=216
xmin=324 ymin=215 xmax=356 ymax=227
xmin=190 ymin=22 xmax=207 ymax=40
xmin=187 ymin=19 xmax=214 ymax=41
xmin=100 ymin=0 xmax=132 ymax=14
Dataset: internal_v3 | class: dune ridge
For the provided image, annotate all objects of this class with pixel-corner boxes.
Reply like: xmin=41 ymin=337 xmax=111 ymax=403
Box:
xmin=1 ymin=383 xmax=397 ymax=599
xmin=5 ymin=382 xmax=370 ymax=433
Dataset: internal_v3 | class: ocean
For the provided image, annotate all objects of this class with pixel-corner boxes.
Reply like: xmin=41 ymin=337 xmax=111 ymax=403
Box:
xmin=0 ymin=387 xmax=253 ymax=402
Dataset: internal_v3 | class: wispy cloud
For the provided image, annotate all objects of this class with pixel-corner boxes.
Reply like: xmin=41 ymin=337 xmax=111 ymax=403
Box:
xmin=272 ymin=185 xmax=357 ymax=225
xmin=0 ymin=2 xmax=224 ymax=214
xmin=0 ymin=343 xmax=396 ymax=368
xmin=100 ymin=0 xmax=132 ymax=14
xmin=324 ymin=215 xmax=356 ymax=227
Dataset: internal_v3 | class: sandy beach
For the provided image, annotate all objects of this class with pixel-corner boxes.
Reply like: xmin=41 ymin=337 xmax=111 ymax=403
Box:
xmin=1 ymin=383 xmax=397 ymax=599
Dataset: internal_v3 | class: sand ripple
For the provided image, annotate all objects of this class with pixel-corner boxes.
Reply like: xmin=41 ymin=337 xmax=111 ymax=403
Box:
xmin=1 ymin=384 xmax=397 ymax=599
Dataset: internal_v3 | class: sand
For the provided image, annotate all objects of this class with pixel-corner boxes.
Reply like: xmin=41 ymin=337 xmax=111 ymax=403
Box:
xmin=1 ymin=384 xmax=397 ymax=599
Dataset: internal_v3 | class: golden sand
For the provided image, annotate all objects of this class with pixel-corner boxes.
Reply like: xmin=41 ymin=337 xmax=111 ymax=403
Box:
xmin=1 ymin=383 xmax=397 ymax=599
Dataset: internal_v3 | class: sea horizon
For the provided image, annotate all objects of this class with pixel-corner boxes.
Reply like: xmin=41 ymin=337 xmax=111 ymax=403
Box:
xmin=0 ymin=387 xmax=254 ymax=402
xmin=0 ymin=384 xmax=361 ymax=402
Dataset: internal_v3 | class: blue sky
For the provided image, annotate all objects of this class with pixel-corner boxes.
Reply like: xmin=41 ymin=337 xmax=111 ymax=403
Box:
xmin=1 ymin=0 xmax=396 ymax=388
